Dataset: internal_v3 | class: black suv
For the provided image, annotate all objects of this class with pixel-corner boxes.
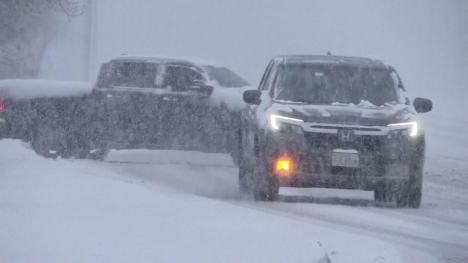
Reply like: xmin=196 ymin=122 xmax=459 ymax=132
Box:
xmin=239 ymin=55 xmax=432 ymax=208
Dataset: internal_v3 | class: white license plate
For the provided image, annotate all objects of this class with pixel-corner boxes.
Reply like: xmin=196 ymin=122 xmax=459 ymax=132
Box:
xmin=332 ymin=150 xmax=359 ymax=168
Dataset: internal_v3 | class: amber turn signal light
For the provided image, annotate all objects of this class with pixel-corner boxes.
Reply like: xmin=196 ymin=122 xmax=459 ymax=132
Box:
xmin=277 ymin=160 xmax=290 ymax=171
xmin=276 ymin=158 xmax=292 ymax=176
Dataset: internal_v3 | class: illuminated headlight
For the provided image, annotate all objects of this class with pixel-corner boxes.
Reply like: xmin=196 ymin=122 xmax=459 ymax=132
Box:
xmin=270 ymin=114 xmax=304 ymax=132
xmin=387 ymin=122 xmax=418 ymax=137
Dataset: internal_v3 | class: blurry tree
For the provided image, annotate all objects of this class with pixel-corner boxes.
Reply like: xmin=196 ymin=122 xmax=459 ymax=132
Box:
xmin=0 ymin=0 xmax=88 ymax=79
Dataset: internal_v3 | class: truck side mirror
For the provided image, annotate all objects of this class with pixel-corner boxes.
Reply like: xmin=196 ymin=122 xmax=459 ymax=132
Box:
xmin=243 ymin=90 xmax=261 ymax=105
xmin=413 ymin=97 xmax=432 ymax=113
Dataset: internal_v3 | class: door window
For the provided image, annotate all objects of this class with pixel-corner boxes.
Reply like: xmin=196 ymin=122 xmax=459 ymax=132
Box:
xmin=163 ymin=66 xmax=205 ymax=91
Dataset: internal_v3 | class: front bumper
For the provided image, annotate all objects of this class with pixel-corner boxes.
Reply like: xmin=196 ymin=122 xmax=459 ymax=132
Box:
xmin=262 ymin=129 xmax=423 ymax=190
xmin=279 ymin=168 xmax=409 ymax=190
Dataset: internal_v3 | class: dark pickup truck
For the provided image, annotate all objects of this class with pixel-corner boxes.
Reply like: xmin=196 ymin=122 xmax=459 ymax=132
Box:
xmin=88 ymin=55 xmax=251 ymax=159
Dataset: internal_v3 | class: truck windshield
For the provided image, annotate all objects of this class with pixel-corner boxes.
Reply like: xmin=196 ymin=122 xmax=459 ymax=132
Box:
xmin=275 ymin=65 xmax=398 ymax=106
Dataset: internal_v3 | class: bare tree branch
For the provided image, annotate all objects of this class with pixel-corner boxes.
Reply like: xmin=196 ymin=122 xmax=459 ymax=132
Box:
xmin=0 ymin=0 xmax=89 ymax=79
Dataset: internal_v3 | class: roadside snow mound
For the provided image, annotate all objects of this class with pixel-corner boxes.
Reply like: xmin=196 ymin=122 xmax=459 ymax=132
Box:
xmin=0 ymin=79 xmax=92 ymax=100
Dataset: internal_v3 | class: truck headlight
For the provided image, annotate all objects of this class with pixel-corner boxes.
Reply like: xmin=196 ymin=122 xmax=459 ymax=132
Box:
xmin=270 ymin=114 xmax=304 ymax=130
xmin=387 ymin=121 xmax=418 ymax=137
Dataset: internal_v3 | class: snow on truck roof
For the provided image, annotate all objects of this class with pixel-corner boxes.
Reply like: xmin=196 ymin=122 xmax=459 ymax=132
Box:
xmin=0 ymin=79 xmax=92 ymax=100
xmin=274 ymin=54 xmax=389 ymax=69
xmin=110 ymin=55 xmax=218 ymax=67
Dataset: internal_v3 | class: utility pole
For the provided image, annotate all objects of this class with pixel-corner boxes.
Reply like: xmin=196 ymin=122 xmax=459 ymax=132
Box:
xmin=85 ymin=0 xmax=98 ymax=83
xmin=83 ymin=0 xmax=91 ymax=81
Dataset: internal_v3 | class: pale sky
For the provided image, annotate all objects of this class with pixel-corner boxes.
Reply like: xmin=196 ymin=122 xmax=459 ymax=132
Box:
xmin=43 ymin=0 xmax=468 ymax=109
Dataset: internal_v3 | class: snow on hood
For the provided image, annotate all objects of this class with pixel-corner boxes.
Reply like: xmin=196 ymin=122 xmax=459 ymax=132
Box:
xmin=0 ymin=79 xmax=92 ymax=100
xmin=271 ymin=100 xmax=416 ymax=126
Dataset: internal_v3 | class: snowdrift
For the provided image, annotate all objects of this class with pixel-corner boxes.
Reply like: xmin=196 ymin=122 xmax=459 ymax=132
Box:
xmin=0 ymin=139 xmax=439 ymax=263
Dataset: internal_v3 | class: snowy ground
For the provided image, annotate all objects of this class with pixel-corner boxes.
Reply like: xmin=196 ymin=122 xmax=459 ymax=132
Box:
xmin=1 ymin=113 xmax=467 ymax=262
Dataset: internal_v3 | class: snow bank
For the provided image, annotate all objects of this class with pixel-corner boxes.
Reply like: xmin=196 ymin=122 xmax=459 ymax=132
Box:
xmin=0 ymin=79 xmax=92 ymax=100
xmin=0 ymin=139 xmax=438 ymax=263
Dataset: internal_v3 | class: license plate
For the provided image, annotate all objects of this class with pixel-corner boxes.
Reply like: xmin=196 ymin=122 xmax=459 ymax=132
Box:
xmin=332 ymin=149 xmax=359 ymax=168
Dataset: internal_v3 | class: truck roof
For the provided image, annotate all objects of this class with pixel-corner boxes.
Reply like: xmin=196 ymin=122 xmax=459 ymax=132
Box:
xmin=109 ymin=55 xmax=217 ymax=67
xmin=273 ymin=54 xmax=389 ymax=69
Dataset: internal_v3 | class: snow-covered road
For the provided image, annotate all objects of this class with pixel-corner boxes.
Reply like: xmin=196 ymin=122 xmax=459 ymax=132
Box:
xmin=1 ymin=114 xmax=467 ymax=263
xmin=103 ymin=147 xmax=468 ymax=262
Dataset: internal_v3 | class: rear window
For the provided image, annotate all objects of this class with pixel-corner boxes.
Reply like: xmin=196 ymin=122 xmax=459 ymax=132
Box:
xmin=96 ymin=61 xmax=208 ymax=92
xmin=97 ymin=61 xmax=158 ymax=88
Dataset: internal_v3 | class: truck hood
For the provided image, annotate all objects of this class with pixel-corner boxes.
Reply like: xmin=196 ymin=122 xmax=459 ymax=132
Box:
xmin=274 ymin=101 xmax=416 ymax=126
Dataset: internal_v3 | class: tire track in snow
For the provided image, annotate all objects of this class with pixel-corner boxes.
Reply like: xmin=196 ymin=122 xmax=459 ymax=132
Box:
xmin=228 ymin=199 xmax=468 ymax=262
xmin=105 ymin=160 xmax=236 ymax=168
xmin=105 ymin=154 xmax=468 ymax=263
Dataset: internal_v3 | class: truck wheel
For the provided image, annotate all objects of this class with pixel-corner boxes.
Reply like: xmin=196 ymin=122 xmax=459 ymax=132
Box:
xmin=374 ymin=182 xmax=397 ymax=203
xmin=32 ymin=124 xmax=60 ymax=159
xmin=252 ymin=160 xmax=279 ymax=202
xmin=229 ymin=130 xmax=241 ymax=166
xmin=86 ymin=148 xmax=109 ymax=161
xmin=374 ymin=183 xmax=388 ymax=202
xmin=396 ymin=174 xmax=422 ymax=209
xmin=407 ymin=178 xmax=422 ymax=208
xmin=238 ymin=139 xmax=251 ymax=194
xmin=238 ymin=160 xmax=250 ymax=194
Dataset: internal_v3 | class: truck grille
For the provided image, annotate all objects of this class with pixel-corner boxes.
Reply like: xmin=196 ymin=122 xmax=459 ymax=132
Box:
xmin=304 ymin=132 xmax=383 ymax=152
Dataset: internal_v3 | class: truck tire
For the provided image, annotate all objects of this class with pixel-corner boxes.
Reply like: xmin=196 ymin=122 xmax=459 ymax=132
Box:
xmin=88 ymin=148 xmax=109 ymax=161
xmin=252 ymin=160 xmax=279 ymax=202
xmin=227 ymin=116 xmax=242 ymax=166
xmin=237 ymin=136 xmax=251 ymax=194
xmin=374 ymin=182 xmax=396 ymax=202
xmin=373 ymin=183 xmax=387 ymax=202
xmin=396 ymin=174 xmax=422 ymax=209
xmin=31 ymin=124 xmax=60 ymax=159
xmin=238 ymin=160 xmax=250 ymax=194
